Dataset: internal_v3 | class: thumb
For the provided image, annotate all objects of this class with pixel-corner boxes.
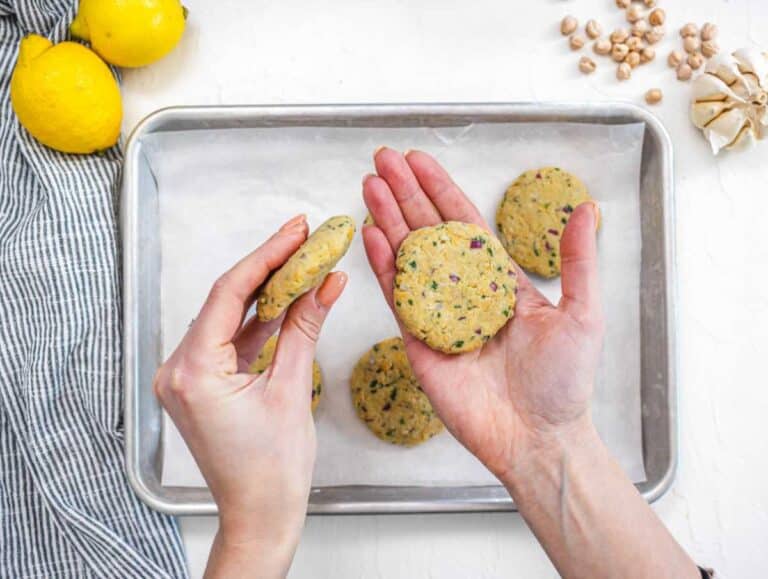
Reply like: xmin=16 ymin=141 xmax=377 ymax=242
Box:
xmin=559 ymin=201 xmax=601 ymax=322
xmin=268 ymin=272 xmax=347 ymax=403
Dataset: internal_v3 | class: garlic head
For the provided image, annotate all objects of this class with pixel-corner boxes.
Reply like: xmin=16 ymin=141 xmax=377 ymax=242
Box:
xmin=690 ymin=48 xmax=768 ymax=154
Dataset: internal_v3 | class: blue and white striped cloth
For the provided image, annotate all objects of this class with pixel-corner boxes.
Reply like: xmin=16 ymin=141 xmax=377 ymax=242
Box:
xmin=0 ymin=2 xmax=188 ymax=577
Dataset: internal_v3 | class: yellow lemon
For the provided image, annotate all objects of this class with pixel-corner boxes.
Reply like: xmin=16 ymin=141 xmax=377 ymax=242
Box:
xmin=10 ymin=35 xmax=122 ymax=154
xmin=71 ymin=0 xmax=187 ymax=68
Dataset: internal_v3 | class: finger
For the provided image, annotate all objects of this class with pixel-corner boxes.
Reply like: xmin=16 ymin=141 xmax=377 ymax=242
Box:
xmin=373 ymin=147 xmax=442 ymax=229
xmin=189 ymin=215 xmax=308 ymax=349
xmin=362 ymin=173 xmax=412 ymax=253
xmin=362 ymin=224 xmax=397 ymax=312
xmin=404 ymin=150 xmax=487 ymax=227
xmin=558 ymin=201 xmax=601 ymax=320
xmin=232 ymin=313 xmax=285 ymax=371
xmin=269 ymin=272 xmax=347 ymax=402
xmin=362 ymin=225 xmax=439 ymax=352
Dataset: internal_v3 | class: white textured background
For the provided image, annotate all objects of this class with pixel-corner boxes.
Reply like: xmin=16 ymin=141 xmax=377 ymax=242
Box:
xmin=122 ymin=1 xmax=768 ymax=577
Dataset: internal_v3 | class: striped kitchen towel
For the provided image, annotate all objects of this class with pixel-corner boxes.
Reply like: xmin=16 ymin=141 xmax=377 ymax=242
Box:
xmin=0 ymin=2 xmax=188 ymax=577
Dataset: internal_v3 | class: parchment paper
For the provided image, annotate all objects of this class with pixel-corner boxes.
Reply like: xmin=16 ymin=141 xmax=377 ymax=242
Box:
xmin=143 ymin=121 xmax=647 ymax=487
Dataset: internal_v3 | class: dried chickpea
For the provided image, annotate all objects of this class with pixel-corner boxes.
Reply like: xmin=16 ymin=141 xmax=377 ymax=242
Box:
xmin=585 ymin=20 xmax=602 ymax=39
xmin=579 ymin=56 xmax=597 ymax=74
xmin=668 ymin=50 xmax=684 ymax=67
xmin=645 ymin=88 xmax=663 ymax=105
xmin=688 ymin=52 xmax=705 ymax=70
xmin=610 ymin=28 xmax=630 ymax=44
xmin=701 ymin=22 xmax=718 ymax=41
xmin=626 ymin=51 xmax=641 ymax=68
xmin=640 ymin=46 xmax=655 ymax=63
xmin=680 ymin=23 xmax=698 ymax=37
xmin=643 ymin=0 xmax=657 ymax=6
xmin=648 ymin=8 xmax=665 ymax=26
xmin=612 ymin=43 xmax=630 ymax=62
xmin=683 ymin=35 xmax=700 ymax=54
xmin=561 ymin=15 xmax=578 ymax=36
xmin=645 ymin=25 xmax=665 ymax=44
xmin=701 ymin=40 xmax=719 ymax=58
xmin=593 ymin=39 xmax=612 ymax=56
xmin=676 ymin=63 xmax=693 ymax=81
xmin=616 ymin=0 xmax=631 ymax=8
xmin=570 ymin=35 xmax=586 ymax=50
xmin=626 ymin=5 xmax=643 ymax=23
xmin=632 ymin=20 xmax=649 ymax=37
xmin=617 ymin=62 xmax=632 ymax=80
xmin=626 ymin=36 xmax=644 ymax=52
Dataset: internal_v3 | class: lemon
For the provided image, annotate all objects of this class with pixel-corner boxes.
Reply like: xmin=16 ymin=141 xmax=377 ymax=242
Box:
xmin=10 ymin=35 xmax=122 ymax=154
xmin=71 ymin=0 xmax=187 ymax=68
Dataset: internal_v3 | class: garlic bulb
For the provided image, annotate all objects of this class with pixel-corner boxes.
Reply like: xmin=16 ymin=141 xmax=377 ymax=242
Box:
xmin=690 ymin=48 xmax=768 ymax=154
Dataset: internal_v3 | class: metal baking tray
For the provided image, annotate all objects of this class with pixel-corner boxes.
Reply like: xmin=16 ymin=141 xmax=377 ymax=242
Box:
xmin=122 ymin=103 xmax=676 ymax=515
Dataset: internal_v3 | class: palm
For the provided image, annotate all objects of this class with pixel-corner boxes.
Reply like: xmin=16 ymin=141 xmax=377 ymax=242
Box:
xmin=362 ymin=148 xmax=602 ymax=477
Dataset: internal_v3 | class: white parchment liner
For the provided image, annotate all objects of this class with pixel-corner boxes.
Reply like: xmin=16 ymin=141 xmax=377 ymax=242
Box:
xmin=142 ymin=121 xmax=647 ymax=487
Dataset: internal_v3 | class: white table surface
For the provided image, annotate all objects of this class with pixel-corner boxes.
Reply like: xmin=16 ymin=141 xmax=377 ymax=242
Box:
xmin=122 ymin=1 xmax=768 ymax=577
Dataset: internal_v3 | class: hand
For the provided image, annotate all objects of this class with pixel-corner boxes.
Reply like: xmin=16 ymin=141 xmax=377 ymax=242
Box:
xmin=363 ymin=149 xmax=700 ymax=579
xmin=154 ymin=215 xmax=347 ymax=578
xmin=362 ymin=148 xmax=603 ymax=482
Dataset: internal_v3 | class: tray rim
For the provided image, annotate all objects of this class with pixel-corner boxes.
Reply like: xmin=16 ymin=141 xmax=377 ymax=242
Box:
xmin=122 ymin=101 xmax=676 ymax=515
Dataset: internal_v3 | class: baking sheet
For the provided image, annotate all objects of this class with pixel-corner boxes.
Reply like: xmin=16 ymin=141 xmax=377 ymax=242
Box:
xmin=143 ymin=121 xmax=647 ymax=488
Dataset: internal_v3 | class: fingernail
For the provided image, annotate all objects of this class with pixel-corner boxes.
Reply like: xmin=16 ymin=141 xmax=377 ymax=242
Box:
xmin=280 ymin=214 xmax=305 ymax=231
xmin=290 ymin=218 xmax=308 ymax=232
xmin=588 ymin=201 xmax=601 ymax=231
xmin=404 ymin=149 xmax=414 ymax=157
xmin=316 ymin=272 xmax=347 ymax=308
xmin=374 ymin=145 xmax=387 ymax=157
xmin=362 ymin=173 xmax=375 ymax=186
